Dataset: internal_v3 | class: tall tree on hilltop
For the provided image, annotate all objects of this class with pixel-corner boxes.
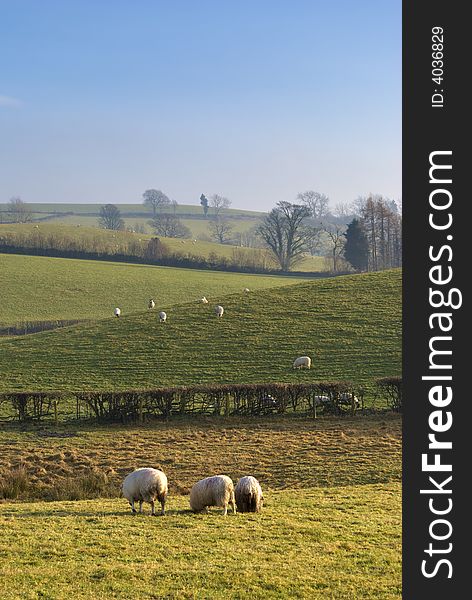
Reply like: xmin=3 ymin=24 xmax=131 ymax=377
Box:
xmin=297 ymin=190 xmax=330 ymax=220
xmin=98 ymin=204 xmax=125 ymax=230
xmin=200 ymin=193 xmax=209 ymax=217
xmin=257 ymin=201 xmax=311 ymax=271
xmin=142 ymin=189 xmax=171 ymax=216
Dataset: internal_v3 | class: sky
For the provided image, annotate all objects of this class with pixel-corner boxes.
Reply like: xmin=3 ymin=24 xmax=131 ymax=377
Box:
xmin=0 ymin=1 xmax=401 ymax=211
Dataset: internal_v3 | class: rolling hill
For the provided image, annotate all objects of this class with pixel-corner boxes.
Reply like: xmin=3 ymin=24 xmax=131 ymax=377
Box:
xmin=0 ymin=269 xmax=401 ymax=392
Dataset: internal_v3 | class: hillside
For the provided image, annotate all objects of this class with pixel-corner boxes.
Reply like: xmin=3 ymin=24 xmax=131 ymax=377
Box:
xmin=0 ymin=201 xmax=265 ymax=238
xmin=0 ymin=269 xmax=401 ymax=392
xmin=0 ymin=223 xmax=325 ymax=273
xmin=0 ymin=253 xmax=309 ymax=326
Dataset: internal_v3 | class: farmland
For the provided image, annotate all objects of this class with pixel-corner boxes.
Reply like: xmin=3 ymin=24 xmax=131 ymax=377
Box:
xmin=0 ymin=222 xmax=326 ymax=273
xmin=0 ymin=201 xmax=264 ymax=239
xmin=0 ymin=249 xmax=402 ymax=598
xmin=0 ymin=414 xmax=401 ymax=599
xmin=0 ymin=253 xmax=310 ymax=326
xmin=0 ymin=266 xmax=401 ymax=393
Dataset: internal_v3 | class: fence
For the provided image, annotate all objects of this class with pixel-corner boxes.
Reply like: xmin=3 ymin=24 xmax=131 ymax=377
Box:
xmin=0 ymin=379 xmax=401 ymax=424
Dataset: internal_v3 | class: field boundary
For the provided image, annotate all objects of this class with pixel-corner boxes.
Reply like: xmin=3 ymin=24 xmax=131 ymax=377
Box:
xmin=0 ymin=379 xmax=402 ymax=423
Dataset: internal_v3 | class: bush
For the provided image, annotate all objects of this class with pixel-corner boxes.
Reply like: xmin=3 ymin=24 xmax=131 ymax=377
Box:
xmin=376 ymin=377 xmax=402 ymax=412
xmin=0 ymin=466 xmax=30 ymax=499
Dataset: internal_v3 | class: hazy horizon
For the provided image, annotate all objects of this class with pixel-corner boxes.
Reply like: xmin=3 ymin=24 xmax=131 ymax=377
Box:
xmin=1 ymin=1 xmax=401 ymax=211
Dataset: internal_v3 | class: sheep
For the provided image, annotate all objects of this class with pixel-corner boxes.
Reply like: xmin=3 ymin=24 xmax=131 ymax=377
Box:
xmin=122 ymin=467 xmax=168 ymax=516
xmin=293 ymin=356 xmax=311 ymax=369
xmin=243 ymin=287 xmax=250 ymax=293
xmin=215 ymin=305 xmax=224 ymax=318
xmin=339 ymin=392 xmax=360 ymax=408
xmin=314 ymin=395 xmax=330 ymax=406
xmin=148 ymin=299 xmax=155 ymax=309
xmin=189 ymin=475 xmax=236 ymax=516
xmin=201 ymin=296 xmax=209 ymax=304
xmin=114 ymin=307 xmax=121 ymax=318
xmin=234 ymin=476 xmax=263 ymax=513
xmin=159 ymin=311 xmax=167 ymax=323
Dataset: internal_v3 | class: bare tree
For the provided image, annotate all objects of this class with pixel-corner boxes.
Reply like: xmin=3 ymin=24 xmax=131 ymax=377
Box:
xmin=322 ymin=223 xmax=346 ymax=273
xmin=98 ymin=204 xmax=125 ymax=230
xmin=297 ymin=191 xmax=330 ymax=220
xmin=7 ymin=197 xmax=32 ymax=223
xmin=210 ymin=194 xmax=231 ymax=218
xmin=209 ymin=217 xmax=233 ymax=244
xmin=142 ymin=189 xmax=171 ymax=216
xmin=150 ymin=214 xmax=191 ymax=238
xmin=258 ymin=202 xmax=311 ymax=271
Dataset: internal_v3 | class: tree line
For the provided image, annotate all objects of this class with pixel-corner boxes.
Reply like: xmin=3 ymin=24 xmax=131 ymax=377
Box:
xmin=257 ymin=193 xmax=402 ymax=272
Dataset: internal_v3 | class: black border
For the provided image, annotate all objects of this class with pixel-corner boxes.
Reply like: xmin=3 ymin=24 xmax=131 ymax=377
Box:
xmin=403 ymin=2 xmax=467 ymax=597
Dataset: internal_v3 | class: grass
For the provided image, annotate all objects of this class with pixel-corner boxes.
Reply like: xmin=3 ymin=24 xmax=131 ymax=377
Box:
xmin=0 ymin=268 xmax=401 ymax=393
xmin=0 ymin=414 xmax=401 ymax=598
xmin=0 ymin=484 xmax=401 ymax=599
xmin=0 ymin=414 xmax=401 ymax=498
xmin=0 ymin=253 xmax=309 ymax=326
xmin=0 ymin=222 xmax=327 ymax=278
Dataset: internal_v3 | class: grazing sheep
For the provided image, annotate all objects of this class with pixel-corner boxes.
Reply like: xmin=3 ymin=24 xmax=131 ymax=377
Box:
xmin=215 ymin=305 xmax=224 ymax=318
xmin=189 ymin=475 xmax=236 ymax=515
xmin=114 ymin=307 xmax=121 ymax=318
xmin=122 ymin=467 xmax=168 ymax=516
xmin=235 ymin=476 xmax=263 ymax=513
xmin=159 ymin=311 xmax=167 ymax=322
xmin=314 ymin=395 xmax=330 ymax=406
xmin=293 ymin=356 xmax=311 ymax=369
xmin=243 ymin=287 xmax=250 ymax=293
xmin=148 ymin=299 xmax=155 ymax=309
xmin=339 ymin=392 xmax=360 ymax=408
xmin=201 ymin=296 xmax=209 ymax=304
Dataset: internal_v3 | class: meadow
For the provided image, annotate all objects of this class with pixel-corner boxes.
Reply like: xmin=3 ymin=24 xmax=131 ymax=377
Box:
xmin=0 ymin=253 xmax=309 ymax=326
xmin=0 ymin=267 xmax=401 ymax=393
xmin=0 ymin=247 xmax=402 ymax=598
xmin=0 ymin=414 xmax=401 ymax=599
xmin=0 ymin=222 xmax=325 ymax=273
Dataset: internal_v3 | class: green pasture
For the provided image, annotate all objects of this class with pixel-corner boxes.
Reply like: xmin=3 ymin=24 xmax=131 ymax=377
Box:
xmin=0 ymin=253 xmax=309 ymax=326
xmin=0 ymin=484 xmax=401 ymax=599
xmin=0 ymin=268 xmax=401 ymax=392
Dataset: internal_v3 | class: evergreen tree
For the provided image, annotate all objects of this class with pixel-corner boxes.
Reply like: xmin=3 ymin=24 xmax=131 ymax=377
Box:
xmin=200 ymin=194 xmax=209 ymax=217
xmin=343 ymin=218 xmax=369 ymax=271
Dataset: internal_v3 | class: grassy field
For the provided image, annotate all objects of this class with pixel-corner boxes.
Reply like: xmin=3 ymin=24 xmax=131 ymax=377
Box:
xmin=0 ymin=485 xmax=401 ymax=599
xmin=0 ymin=253 xmax=310 ymax=326
xmin=0 ymin=268 xmax=401 ymax=393
xmin=0 ymin=414 xmax=401 ymax=599
xmin=0 ymin=201 xmax=265 ymax=239
xmin=0 ymin=223 xmax=326 ymax=273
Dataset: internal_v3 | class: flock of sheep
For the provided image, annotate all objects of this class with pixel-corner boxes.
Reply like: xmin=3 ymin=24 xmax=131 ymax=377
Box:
xmin=112 ymin=291 xmax=312 ymax=370
xmin=122 ymin=467 xmax=263 ymax=517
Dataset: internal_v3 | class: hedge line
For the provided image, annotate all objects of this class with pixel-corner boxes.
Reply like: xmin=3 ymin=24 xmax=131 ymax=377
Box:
xmin=0 ymin=379 xmax=402 ymax=423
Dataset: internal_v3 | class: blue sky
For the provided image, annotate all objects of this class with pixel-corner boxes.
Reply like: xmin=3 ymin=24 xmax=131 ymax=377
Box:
xmin=0 ymin=1 xmax=401 ymax=211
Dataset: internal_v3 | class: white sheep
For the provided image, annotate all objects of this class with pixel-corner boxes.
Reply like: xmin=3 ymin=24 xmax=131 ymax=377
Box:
xmin=148 ymin=299 xmax=155 ymax=309
xmin=122 ymin=467 xmax=168 ymax=516
xmin=339 ymin=392 xmax=360 ymax=408
xmin=201 ymin=296 xmax=209 ymax=304
xmin=189 ymin=475 xmax=236 ymax=516
xmin=215 ymin=305 xmax=224 ymax=318
xmin=314 ymin=395 xmax=330 ymax=406
xmin=114 ymin=307 xmax=121 ymax=318
xmin=293 ymin=356 xmax=311 ymax=369
xmin=234 ymin=476 xmax=263 ymax=513
xmin=243 ymin=287 xmax=250 ymax=293
xmin=159 ymin=311 xmax=167 ymax=322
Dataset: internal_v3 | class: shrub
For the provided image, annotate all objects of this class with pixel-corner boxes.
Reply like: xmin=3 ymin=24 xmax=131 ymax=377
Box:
xmin=376 ymin=377 xmax=402 ymax=412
